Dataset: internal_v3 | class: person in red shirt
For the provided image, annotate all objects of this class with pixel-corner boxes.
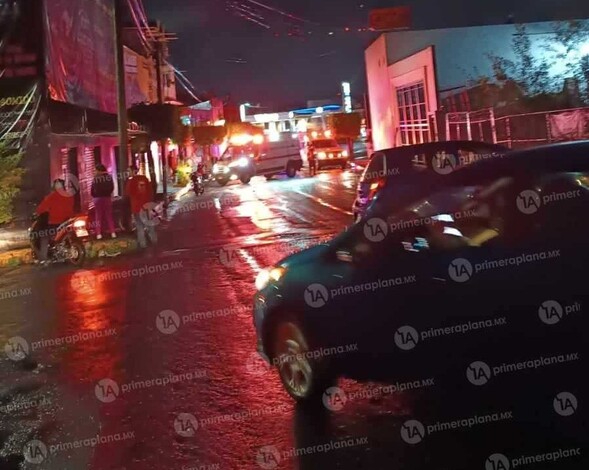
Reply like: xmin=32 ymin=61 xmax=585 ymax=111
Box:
xmin=35 ymin=179 xmax=75 ymax=261
xmin=125 ymin=166 xmax=157 ymax=249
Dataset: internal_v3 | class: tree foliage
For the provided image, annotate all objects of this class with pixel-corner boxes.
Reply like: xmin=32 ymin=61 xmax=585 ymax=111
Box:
xmin=0 ymin=143 xmax=24 ymax=225
xmin=192 ymin=125 xmax=227 ymax=146
xmin=327 ymin=112 xmax=362 ymax=140
xmin=473 ymin=21 xmax=589 ymax=111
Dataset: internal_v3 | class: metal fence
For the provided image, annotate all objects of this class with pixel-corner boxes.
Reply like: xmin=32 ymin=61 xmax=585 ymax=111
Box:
xmin=445 ymin=106 xmax=589 ymax=149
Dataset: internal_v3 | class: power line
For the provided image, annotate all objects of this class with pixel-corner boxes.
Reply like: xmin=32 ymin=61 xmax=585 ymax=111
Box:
xmin=244 ymin=0 xmax=312 ymax=24
xmin=126 ymin=0 xmax=203 ymax=103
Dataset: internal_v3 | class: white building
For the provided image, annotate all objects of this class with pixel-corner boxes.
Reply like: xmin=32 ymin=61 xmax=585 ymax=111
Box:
xmin=365 ymin=20 xmax=589 ymax=151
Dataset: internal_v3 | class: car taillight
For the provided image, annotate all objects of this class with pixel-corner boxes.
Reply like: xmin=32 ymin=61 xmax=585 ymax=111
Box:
xmin=368 ymin=179 xmax=384 ymax=200
xmin=73 ymin=218 xmax=89 ymax=238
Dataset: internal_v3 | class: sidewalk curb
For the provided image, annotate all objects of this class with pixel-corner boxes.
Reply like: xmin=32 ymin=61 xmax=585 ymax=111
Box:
xmin=0 ymin=186 xmax=182 ymax=267
xmin=0 ymin=237 xmax=140 ymax=268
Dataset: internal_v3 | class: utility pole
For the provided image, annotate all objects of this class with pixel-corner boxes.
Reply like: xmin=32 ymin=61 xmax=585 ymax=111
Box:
xmin=113 ymin=0 xmax=129 ymax=196
xmin=153 ymin=35 xmax=168 ymax=206
xmin=154 ymin=24 xmax=168 ymax=208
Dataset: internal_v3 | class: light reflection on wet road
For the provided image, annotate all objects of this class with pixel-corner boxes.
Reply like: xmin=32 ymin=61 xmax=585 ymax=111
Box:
xmin=0 ymin=170 xmax=586 ymax=469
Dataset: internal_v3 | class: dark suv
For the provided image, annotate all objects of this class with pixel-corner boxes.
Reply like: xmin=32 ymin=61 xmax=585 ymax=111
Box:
xmin=253 ymin=141 xmax=589 ymax=402
xmin=352 ymin=140 xmax=507 ymax=222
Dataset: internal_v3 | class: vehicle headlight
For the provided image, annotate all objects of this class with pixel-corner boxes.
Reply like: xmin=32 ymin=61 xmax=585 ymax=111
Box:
xmin=255 ymin=266 xmax=286 ymax=291
xmin=318 ymin=152 xmax=327 ymax=160
xmin=342 ymin=150 xmax=349 ymax=157
xmin=229 ymin=157 xmax=250 ymax=168
xmin=213 ymin=164 xmax=230 ymax=174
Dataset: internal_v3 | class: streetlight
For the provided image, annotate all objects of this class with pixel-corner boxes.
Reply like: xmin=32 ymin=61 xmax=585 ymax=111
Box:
xmin=240 ymin=103 xmax=251 ymax=122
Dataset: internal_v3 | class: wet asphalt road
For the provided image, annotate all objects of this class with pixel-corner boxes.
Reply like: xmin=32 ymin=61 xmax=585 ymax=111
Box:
xmin=0 ymin=170 xmax=587 ymax=470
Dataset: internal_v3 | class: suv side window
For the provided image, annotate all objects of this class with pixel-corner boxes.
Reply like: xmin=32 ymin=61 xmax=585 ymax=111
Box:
xmin=362 ymin=153 xmax=385 ymax=182
xmin=391 ymin=178 xmax=513 ymax=254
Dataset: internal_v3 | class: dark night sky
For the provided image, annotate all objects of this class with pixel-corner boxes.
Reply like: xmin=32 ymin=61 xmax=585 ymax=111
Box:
xmin=142 ymin=0 xmax=589 ymax=109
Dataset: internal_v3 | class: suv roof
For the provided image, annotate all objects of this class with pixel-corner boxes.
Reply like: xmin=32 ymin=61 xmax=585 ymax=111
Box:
xmin=448 ymin=140 xmax=589 ymax=185
xmin=371 ymin=140 xmax=507 ymax=172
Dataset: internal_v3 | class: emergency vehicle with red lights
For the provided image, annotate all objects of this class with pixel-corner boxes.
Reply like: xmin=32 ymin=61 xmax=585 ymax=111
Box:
xmin=212 ymin=133 xmax=303 ymax=186
xmin=305 ymin=130 xmax=350 ymax=172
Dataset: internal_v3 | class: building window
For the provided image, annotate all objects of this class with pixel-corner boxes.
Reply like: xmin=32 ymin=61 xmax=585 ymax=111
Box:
xmin=396 ymin=81 xmax=430 ymax=145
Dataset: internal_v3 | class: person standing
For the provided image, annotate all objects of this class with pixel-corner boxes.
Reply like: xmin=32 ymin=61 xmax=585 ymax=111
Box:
xmin=168 ymin=150 xmax=178 ymax=183
xmin=307 ymin=142 xmax=317 ymax=176
xmin=34 ymin=179 xmax=75 ymax=263
xmin=125 ymin=166 xmax=157 ymax=249
xmin=91 ymin=164 xmax=116 ymax=240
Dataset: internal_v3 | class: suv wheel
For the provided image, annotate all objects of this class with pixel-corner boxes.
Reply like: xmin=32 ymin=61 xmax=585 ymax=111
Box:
xmin=272 ymin=319 xmax=334 ymax=403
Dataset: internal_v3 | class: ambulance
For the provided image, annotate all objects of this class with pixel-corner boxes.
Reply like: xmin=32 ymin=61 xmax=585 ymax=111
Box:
xmin=212 ymin=133 xmax=303 ymax=186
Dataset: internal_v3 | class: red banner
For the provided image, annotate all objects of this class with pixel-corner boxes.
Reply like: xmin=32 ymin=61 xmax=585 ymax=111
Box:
xmin=45 ymin=0 xmax=117 ymax=114
xmin=369 ymin=7 xmax=412 ymax=31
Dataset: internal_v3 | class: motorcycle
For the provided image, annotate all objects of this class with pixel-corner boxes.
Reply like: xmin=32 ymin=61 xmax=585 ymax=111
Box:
xmin=29 ymin=213 xmax=90 ymax=266
xmin=190 ymin=171 xmax=205 ymax=196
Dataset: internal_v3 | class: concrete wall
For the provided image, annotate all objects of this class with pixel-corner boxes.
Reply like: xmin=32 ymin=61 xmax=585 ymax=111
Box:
xmin=383 ymin=21 xmax=586 ymax=92
xmin=388 ymin=46 xmax=437 ymax=147
xmin=365 ymin=35 xmax=394 ymax=151
xmin=366 ymin=20 xmax=589 ymax=150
